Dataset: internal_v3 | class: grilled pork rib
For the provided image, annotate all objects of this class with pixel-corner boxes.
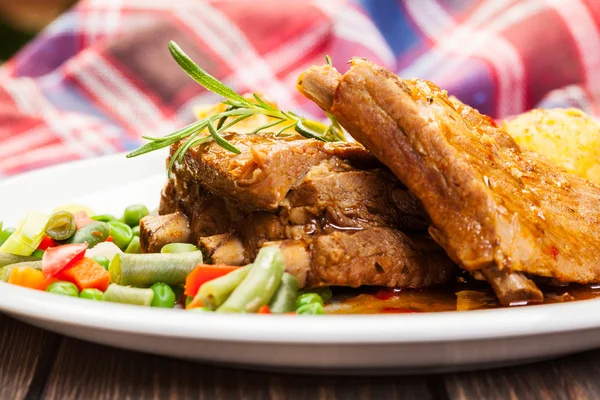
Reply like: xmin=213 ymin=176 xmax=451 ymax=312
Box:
xmin=298 ymin=58 xmax=600 ymax=305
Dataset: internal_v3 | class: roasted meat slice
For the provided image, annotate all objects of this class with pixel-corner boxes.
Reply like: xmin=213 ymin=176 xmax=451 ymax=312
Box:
xmin=139 ymin=212 xmax=191 ymax=253
xmin=298 ymin=59 xmax=600 ymax=305
xmin=174 ymin=133 xmax=376 ymax=211
xmin=267 ymin=228 xmax=456 ymax=288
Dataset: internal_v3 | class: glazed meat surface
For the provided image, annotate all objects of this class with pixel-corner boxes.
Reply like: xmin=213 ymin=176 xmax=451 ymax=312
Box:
xmin=156 ymin=133 xmax=456 ymax=289
xmin=298 ymin=58 xmax=600 ymax=305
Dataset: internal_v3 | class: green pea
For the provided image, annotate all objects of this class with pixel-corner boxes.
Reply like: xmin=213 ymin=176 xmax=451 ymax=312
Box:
xmin=45 ymin=211 xmax=76 ymax=241
xmin=66 ymin=221 xmax=110 ymax=248
xmin=297 ymin=302 xmax=325 ymax=315
xmin=46 ymin=281 xmax=79 ymax=297
xmin=171 ymin=284 xmax=185 ymax=302
xmin=150 ymin=283 xmax=176 ymax=308
xmin=131 ymin=226 xmax=140 ymax=237
xmin=299 ymin=287 xmax=332 ymax=303
xmin=92 ymin=256 xmax=110 ymax=271
xmin=123 ymin=205 xmax=149 ymax=228
xmin=0 ymin=228 xmax=16 ymax=247
xmin=189 ymin=306 xmax=213 ymax=312
xmin=296 ymin=293 xmax=324 ymax=309
xmin=32 ymin=249 xmax=44 ymax=259
xmin=125 ymin=236 xmax=141 ymax=254
xmin=80 ymin=288 xmax=104 ymax=301
xmin=108 ymin=221 xmax=133 ymax=251
xmin=161 ymin=243 xmax=198 ymax=253
xmin=91 ymin=214 xmax=117 ymax=223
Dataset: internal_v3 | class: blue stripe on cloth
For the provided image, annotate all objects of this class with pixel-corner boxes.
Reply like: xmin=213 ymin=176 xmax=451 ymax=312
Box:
xmin=356 ymin=0 xmax=422 ymax=56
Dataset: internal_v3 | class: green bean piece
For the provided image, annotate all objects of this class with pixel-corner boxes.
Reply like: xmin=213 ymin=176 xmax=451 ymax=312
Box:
xmin=0 ymin=228 xmax=15 ymax=247
xmin=189 ymin=306 xmax=213 ymax=312
xmin=195 ymin=265 xmax=251 ymax=310
xmin=46 ymin=281 xmax=79 ymax=297
xmin=161 ymin=243 xmax=198 ymax=253
xmin=125 ymin=236 xmax=142 ymax=254
xmin=299 ymin=287 xmax=333 ymax=303
xmin=268 ymin=273 xmax=299 ymax=314
xmin=45 ymin=211 xmax=76 ymax=241
xmin=80 ymin=288 xmax=104 ymax=301
xmin=91 ymin=214 xmax=116 ymax=223
xmin=0 ymin=253 xmax=39 ymax=268
xmin=150 ymin=283 xmax=176 ymax=308
xmin=171 ymin=284 xmax=185 ymax=302
xmin=296 ymin=293 xmax=324 ymax=309
xmin=0 ymin=261 xmax=42 ymax=281
xmin=109 ymin=252 xmax=203 ymax=286
xmin=108 ymin=221 xmax=133 ymax=251
xmin=297 ymin=302 xmax=325 ymax=315
xmin=123 ymin=205 xmax=149 ymax=227
xmin=66 ymin=221 xmax=110 ymax=248
xmin=32 ymin=249 xmax=44 ymax=259
xmin=103 ymin=283 xmax=154 ymax=306
xmin=92 ymin=255 xmax=110 ymax=271
xmin=131 ymin=226 xmax=140 ymax=237
xmin=217 ymin=246 xmax=284 ymax=313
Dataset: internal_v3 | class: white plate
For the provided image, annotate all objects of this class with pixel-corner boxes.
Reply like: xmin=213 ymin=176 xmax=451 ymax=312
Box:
xmin=1 ymin=151 xmax=600 ymax=374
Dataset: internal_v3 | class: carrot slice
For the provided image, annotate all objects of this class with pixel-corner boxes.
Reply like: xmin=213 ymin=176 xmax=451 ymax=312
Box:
xmin=184 ymin=264 xmax=239 ymax=297
xmin=8 ymin=266 xmax=57 ymax=290
xmin=57 ymin=258 xmax=110 ymax=292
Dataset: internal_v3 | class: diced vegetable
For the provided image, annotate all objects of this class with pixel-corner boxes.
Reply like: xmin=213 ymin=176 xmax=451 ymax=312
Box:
xmin=124 ymin=236 xmax=141 ymax=254
xmin=8 ymin=266 xmax=54 ymax=290
xmin=37 ymin=236 xmax=57 ymax=251
xmin=257 ymin=305 xmax=271 ymax=314
xmin=0 ymin=227 xmax=15 ymax=247
xmin=109 ymin=251 xmax=203 ymax=287
xmin=268 ymin=273 xmax=299 ymax=314
xmin=92 ymin=255 xmax=110 ymax=270
xmin=46 ymin=281 xmax=79 ymax=297
xmin=80 ymin=288 xmax=104 ymax=301
xmin=184 ymin=264 xmax=239 ymax=297
xmin=66 ymin=221 xmax=110 ymax=248
xmin=299 ymin=287 xmax=332 ymax=303
xmin=0 ymin=211 xmax=49 ymax=256
xmin=32 ymin=249 xmax=44 ymax=259
xmin=0 ymin=261 xmax=42 ymax=281
xmin=123 ymin=205 xmax=149 ymax=227
xmin=91 ymin=214 xmax=116 ymax=223
xmin=217 ymin=246 xmax=284 ymax=313
xmin=161 ymin=243 xmax=198 ymax=253
xmin=150 ymin=283 xmax=176 ymax=308
xmin=104 ymin=284 xmax=154 ymax=306
xmin=57 ymin=258 xmax=110 ymax=292
xmin=108 ymin=221 xmax=133 ymax=250
xmin=72 ymin=211 xmax=94 ymax=229
xmin=189 ymin=264 xmax=251 ymax=310
xmin=296 ymin=302 xmax=325 ymax=315
xmin=45 ymin=211 xmax=76 ymax=241
xmin=296 ymin=293 xmax=324 ymax=309
xmin=85 ymin=242 xmax=122 ymax=260
xmin=189 ymin=306 xmax=213 ymax=312
xmin=0 ymin=253 xmax=39 ymax=268
xmin=42 ymin=243 xmax=87 ymax=278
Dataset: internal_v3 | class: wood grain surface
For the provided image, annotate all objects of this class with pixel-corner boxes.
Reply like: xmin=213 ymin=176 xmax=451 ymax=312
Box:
xmin=1 ymin=314 xmax=598 ymax=400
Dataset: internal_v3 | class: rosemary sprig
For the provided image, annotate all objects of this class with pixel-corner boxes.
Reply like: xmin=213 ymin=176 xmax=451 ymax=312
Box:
xmin=126 ymin=41 xmax=345 ymax=176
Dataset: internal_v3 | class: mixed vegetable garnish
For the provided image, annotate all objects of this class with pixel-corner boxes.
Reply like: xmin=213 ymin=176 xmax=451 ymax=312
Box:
xmin=0 ymin=205 xmax=327 ymax=315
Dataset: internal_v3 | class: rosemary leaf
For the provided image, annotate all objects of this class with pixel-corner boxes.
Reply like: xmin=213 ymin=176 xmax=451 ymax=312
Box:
xmin=295 ymin=118 xmax=327 ymax=142
xmin=207 ymin=119 xmax=241 ymax=154
xmin=169 ymin=41 xmax=251 ymax=106
xmin=274 ymin=122 xmax=296 ymax=137
xmin=325 ymin=55 xmax=332 ymax=66
xmin=251 ymin=119 xmax=285 ymax=134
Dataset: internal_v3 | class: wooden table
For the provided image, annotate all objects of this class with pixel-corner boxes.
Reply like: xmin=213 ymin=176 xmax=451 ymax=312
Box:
xmin=2 ymin=313 xmax=598 ymax=400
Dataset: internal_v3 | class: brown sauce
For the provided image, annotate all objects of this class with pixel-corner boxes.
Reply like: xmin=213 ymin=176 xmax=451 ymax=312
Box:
xmin=325 ymin=281 xmax=600 ymax=314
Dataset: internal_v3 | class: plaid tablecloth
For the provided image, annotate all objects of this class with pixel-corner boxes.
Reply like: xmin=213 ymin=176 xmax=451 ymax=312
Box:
xmin=1 ymin=0 xmax=599 ymax=177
